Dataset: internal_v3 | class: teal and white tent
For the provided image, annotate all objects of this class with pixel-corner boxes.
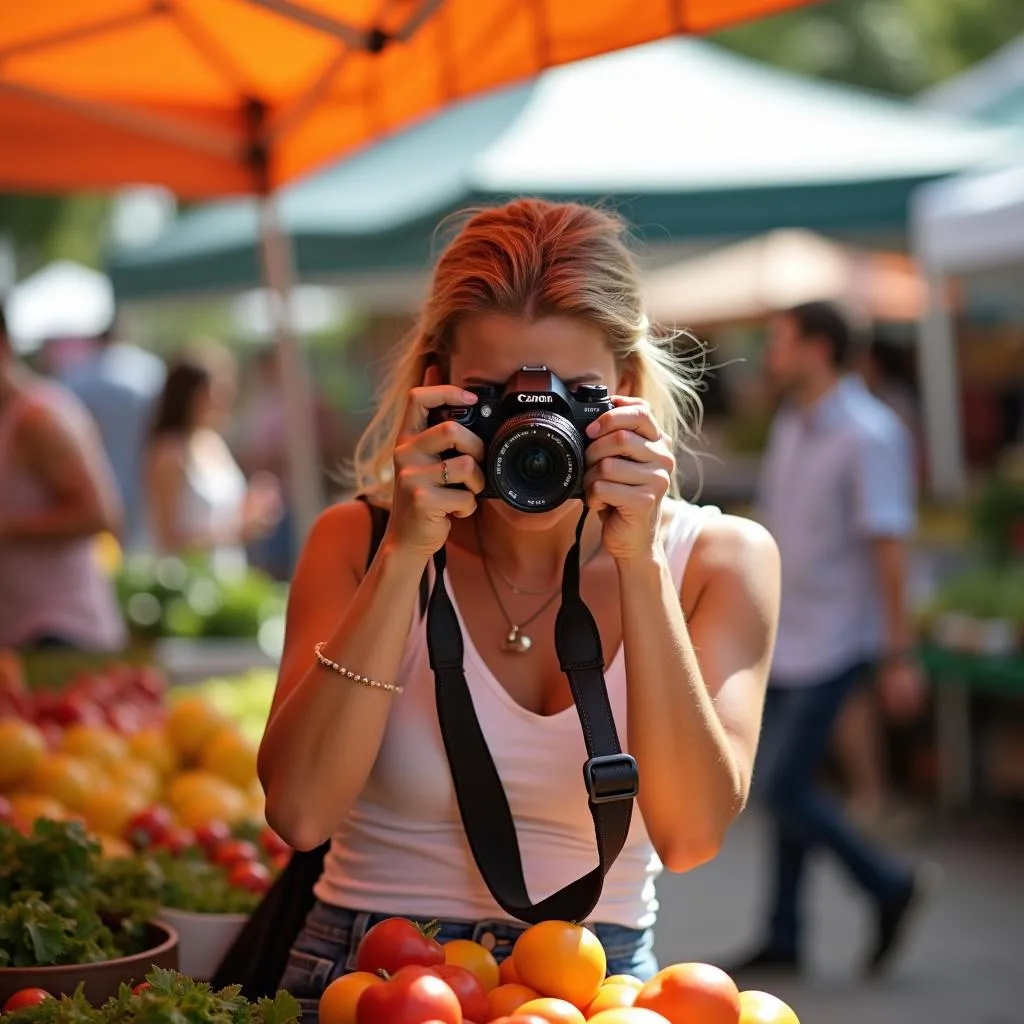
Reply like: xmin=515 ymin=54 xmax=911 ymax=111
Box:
xmin=107 ymin=38 xmax=1014 ymax=300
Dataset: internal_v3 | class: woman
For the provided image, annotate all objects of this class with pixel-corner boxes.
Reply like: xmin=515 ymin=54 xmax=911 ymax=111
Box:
xmin=146 ymin=346 xmax=282 ymax=577
xmin=259 ymin=200 xmax=781 ymax=1017
xmin=0 ymin=304 xmax=125 ymax=651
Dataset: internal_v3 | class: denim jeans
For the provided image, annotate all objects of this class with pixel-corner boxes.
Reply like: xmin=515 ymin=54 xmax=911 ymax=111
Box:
xmin=279 ymin=901 xmax=659 ymax=1022
xmin=752 ymin=661 xmax=912 ymax=956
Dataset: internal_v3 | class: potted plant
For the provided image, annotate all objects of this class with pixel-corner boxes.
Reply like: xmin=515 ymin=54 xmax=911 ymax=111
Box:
xmin=96 ymin=834 xmax=277 ymax=981
xmin=1 ymin=966 xmax=299 ymax=1023
xmin=0 ymin=820 xmax=179 ymax=1005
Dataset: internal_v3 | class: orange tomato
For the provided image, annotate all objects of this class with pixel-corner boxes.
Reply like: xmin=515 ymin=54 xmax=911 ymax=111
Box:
xmin=25 ymin=754 xmax=95 ymax=812
xmin=634 ymin=964 xmax=740 ymax=1024
xmin=128 ymin=727 xmax=178 ymax=778
xmin=318 ymin=971 xmax=383 ymax=1024
xmin=0 ymin=719 xmax=47 ymax=789
xmin=9 ymin=792 xmax=67 ymax=825
xmin=488 ymin=1017 xmax=550 ymax=1024
xmin=61 ymin=724 xmax=127 ymax=770
xmin=604 ymin=977 xmax=643 ymax=992
xmin=516 ymin=997 xmax=587 ymax=1024
xmin=499 ymin=955 xmax=522 ymax=985
xmin=738 ymin=991 xmax=799 ymax=1024
xmin=585 ymin=984 xmax=638 ymax=1017
xmin=512 ymin=921 xmax=606 ymax=1009
xmin=487 ymin=983 xmax=542 ymax=1020
xmin=443 ymin=939 xmax=501 ymax=992
xmin=588 ymin=1010 xmax=672 ymax=1024
xmin=81 ymin=783 xmax=148 ymax=838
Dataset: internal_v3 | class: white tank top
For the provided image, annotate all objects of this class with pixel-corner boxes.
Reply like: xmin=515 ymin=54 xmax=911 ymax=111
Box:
xmin=315 ymin=499 xmax=720 ymax=929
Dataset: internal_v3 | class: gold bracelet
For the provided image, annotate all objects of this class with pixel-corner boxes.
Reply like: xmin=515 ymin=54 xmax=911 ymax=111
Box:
xmin=313 ymin=642 xmax=404 ymax=694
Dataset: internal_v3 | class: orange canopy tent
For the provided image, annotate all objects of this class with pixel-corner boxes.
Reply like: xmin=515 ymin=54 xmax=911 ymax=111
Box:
xmin=0 ymin=0 xmax=817 ymax=537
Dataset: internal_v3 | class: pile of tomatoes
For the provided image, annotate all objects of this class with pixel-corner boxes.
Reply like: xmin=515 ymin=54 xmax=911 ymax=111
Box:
xmin=319 ymin=917 xmax=799 ymax=1024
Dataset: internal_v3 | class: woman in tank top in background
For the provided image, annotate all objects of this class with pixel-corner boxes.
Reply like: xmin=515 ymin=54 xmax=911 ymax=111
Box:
xmin=259 ymin=200 xmax=782 ymax=1019
xmin=0 ymin=303 xmax=126 ymax=652
xmin=145 ymin=345 xmax=283 ymax=579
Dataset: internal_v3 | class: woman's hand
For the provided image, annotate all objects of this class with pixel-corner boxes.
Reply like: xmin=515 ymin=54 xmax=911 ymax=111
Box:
xmin=583 ymin=396 xmax=675 ymax=564
xmin=242 ymin=472 xmax=284 ymax=541
xmin=388 ymin=375 xmax=486 ymax=560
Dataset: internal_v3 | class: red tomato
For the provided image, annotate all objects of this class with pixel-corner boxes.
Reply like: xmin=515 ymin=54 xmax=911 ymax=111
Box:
xmin=4 ymin=988 xmax=52 ymax=1012
xmin=432 ymin=965 xmax=489 ymax=1023
xmin=133 ymin=982 xmax=151 ymax=995
xmin=356 ymin=918 xmax=445 ymax=975
xmin=212 ymin=838 xmax=261 ymax=867
xmin=194 ymin=820 xmax=232 ymax=856
xmin=156 ymin=825 xmax=196 ymax=856
xmin=227 ymin=859 xmax=272 ymax=893
xmin=260 ymin=825 xmax=290 ymax=857
xmin=356 ymin=966 xmax=462 ymax=1024
xmin=126 ymin=805 xmax=174 ymax=849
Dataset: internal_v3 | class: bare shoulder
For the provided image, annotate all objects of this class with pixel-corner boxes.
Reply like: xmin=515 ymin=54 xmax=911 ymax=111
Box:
xmin=298 ymin=499 xmax=376 ymax=582
xmin=684 ymin=511 xmax=780 ymax=613
xmin=694 ymin=513 xmax=778 ymax=574
xmin=150 ymin=436 xmax=187 ymax=468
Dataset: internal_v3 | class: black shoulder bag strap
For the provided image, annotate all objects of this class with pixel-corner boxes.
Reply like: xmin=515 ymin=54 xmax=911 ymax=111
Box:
xmin=428 ymin=505 xmax=639 ymax=925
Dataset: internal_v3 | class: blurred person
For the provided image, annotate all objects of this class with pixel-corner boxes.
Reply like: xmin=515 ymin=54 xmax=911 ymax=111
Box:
xmin=63 ymin=316 xmax=166 ymax=550
xmin=734 ymin=301 xmax=932 ymax=978
xmin=234 ymin=346 xmax=349 ymax=580
xmin=145 ymin=345 xmax=283 ymax=578
xmin=0 ymin=301 xmax=126 ymax=651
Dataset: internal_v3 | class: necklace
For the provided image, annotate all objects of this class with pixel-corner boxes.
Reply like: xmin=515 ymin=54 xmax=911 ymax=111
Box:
xmin=474 ymin=515 xmax=601 ymax=653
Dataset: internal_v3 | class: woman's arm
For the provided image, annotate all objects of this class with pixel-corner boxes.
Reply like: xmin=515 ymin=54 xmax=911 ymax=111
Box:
xmin=0 ymin=403 xmax=122 ymax=542
xmin=619 ymin=515 xmax=779 ymax=872
xmin=257 ymin=500 xmax=429 ymax=850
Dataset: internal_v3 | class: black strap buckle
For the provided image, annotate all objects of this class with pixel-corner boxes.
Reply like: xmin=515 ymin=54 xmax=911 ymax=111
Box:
xmin=583 ymin=753 xmax=639 ymax=804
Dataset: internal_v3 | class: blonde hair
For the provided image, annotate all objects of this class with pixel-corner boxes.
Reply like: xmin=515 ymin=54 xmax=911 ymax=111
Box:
xmin=351 ymin=199 xmax=703 ymax=498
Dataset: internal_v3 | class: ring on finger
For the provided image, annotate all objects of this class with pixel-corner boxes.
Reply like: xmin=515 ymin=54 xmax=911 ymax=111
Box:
xmin=440 ymin=458 xmax=449 ymax=486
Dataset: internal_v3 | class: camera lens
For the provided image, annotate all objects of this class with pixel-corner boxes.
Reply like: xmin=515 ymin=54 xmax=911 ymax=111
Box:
xmin=518 ymin=447 xmax=553 ymax=481
xmin=488 ymin=412 xmax=585 ymax=513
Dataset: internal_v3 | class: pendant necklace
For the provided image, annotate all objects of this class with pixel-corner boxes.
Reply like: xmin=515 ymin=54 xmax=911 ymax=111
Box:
xmin=474 ymin=515 xmax=601 ymax=653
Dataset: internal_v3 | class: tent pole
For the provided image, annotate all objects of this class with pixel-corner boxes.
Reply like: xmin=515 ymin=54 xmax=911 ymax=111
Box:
xmin=258 ymin=195 xmax=324 ymax=553
xmin=918 ymin=268 xmax=967 ymax=501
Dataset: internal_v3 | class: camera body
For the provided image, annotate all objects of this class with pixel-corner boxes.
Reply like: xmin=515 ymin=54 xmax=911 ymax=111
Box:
xmin=427 ymin=366 xmax=614 ymax=513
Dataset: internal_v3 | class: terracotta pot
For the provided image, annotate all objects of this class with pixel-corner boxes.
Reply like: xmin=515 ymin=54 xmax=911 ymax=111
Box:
xmin=0 ymin=921 xmax=179 ymax=1006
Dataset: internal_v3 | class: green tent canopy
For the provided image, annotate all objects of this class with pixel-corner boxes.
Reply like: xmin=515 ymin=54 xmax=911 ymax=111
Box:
xmin=107 ymin=38 xmax=1014 ymax=300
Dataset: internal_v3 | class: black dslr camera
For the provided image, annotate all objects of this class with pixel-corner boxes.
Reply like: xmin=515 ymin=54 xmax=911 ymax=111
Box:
xmin=427 ymin=365 xmax=614 ymax=513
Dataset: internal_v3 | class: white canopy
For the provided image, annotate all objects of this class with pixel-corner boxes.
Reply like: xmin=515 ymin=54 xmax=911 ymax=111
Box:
xmin=911 ymin=161 xmax=1024 ymax=274
xmin=5 ymin=261 xmax=115 ymax=354
xmin=910 ymin=156 xmax=1024 ymax=502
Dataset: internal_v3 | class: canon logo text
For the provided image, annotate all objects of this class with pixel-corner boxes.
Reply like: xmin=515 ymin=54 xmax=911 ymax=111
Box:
xmin=517 ymin=394 xmax=554 ymax=403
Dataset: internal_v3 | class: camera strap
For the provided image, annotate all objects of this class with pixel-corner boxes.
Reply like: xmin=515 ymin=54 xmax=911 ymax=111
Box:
xmin=428 ymin=505 xmax=640 ymax=925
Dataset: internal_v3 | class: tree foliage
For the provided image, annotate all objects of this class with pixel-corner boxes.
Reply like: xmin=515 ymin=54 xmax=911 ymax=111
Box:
xmin=714 ymin=0 xmax=1024 ymax=98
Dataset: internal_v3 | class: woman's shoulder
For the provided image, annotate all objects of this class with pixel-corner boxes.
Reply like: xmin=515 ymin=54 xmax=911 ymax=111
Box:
xmin=685 ymin=505 xmax=779 ymax=598
xmin=299 ymin=498 xmax=379 ymax=577
xmin=149 ymin=435 xmax=187 ymax=469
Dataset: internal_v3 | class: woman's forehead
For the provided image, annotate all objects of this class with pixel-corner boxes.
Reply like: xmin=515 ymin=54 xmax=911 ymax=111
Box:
xmin=451 ymin=313 xmax=613 ymax=383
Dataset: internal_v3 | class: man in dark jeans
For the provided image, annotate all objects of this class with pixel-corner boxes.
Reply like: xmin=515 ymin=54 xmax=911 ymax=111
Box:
xmin=736 ymin=302 xmax=935 ymax=977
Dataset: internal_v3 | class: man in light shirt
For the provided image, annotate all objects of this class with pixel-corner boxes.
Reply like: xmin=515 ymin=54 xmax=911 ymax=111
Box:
xmin=737 ymin=301 xmax=932 ymax=977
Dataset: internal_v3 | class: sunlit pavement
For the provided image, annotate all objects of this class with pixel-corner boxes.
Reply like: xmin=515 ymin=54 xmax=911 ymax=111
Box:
xmin=653 ymin=808 xmax=1023 ymax=1024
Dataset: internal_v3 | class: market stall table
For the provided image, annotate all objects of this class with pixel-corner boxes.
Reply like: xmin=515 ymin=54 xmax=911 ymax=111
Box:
xmin=921 ymin=643 xmax=1024 ymax=809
